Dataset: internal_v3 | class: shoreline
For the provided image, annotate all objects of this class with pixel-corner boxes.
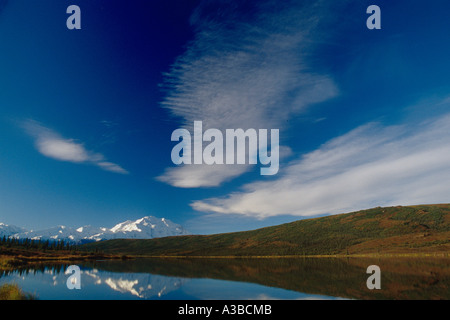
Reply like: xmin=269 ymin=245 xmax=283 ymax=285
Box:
xmin=0 ymin=253 xmax=130 ymax=271
xmin=119 ymin=252 xmax=450 ymax=259
xmin=2 ymin=251 xmax=448 ymax=267
xmin=2 ymin=250 xmax=448 ymax=271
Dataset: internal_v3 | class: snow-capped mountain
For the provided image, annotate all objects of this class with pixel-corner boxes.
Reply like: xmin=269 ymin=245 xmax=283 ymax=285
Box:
xmin=0 ymin=223 xmax=27 ymax=238
xmin=2 ymin=216 xmax=189 ymax=244
xmin=14 ymin=225 xmax=80 ymax=242
xmin=107 ymin=216 xmax=187 ymax=240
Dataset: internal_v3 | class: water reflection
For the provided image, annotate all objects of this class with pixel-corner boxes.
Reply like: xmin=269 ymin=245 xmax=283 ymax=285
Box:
xmin=1 ymin=264 xmax=188 ymax=300
xmin=83 ymin=268 xmax=186 ymax=298
xmin=1 ymin=257 xmax=448 ymax=300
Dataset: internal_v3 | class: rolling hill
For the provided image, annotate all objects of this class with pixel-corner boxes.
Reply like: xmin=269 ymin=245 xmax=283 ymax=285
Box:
xmin=81 ymin=204 xmax=450 ymax=256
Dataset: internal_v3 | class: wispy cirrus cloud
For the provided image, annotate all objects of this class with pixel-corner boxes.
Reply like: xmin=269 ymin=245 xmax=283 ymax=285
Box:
xmin=192 ymin=107 xmax=450 ymax=218
xmin=22 ymin=120 xmax=128 ymax=174
xmin=158 ymin=0 xmax=338 ymax=188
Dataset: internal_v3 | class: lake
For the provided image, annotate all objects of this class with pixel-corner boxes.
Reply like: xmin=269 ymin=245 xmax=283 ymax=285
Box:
xmin=0 ymin=257 xmax=448 ymax=300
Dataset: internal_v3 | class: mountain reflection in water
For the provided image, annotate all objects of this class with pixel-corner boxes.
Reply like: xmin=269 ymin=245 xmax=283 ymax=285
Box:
xmin=1 ymin=257 xmax=448 ymax=300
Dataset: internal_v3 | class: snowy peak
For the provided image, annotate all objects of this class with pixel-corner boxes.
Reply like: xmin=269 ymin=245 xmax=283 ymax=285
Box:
xmin=111 ymin=216 xmax=171 ymax=232
xmin=14 ymin=225 xmax=78 ymax=241
xmin=110 ymin=219 xmax=143 ymax=233
xmin=0 ymin=223 xmax=27 ymax=238
xmin=76 ymin=225 xmax=106 ymax=235
xmin=107 ymin=216 xmax=189 ymax=240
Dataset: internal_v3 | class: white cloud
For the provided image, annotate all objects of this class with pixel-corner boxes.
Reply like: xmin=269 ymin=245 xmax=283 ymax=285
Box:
xmin=158 ymin=0 xmax=338 ymax=187
xmin=157 ymin=164 xmax=249 ymax=188
xmin=36 ymin=137 xmax=91 ymax=163
xmin=97 ymin=161 xmax=129 ymax=175
xmin=192 ymin=112 xmax=450 ymax=218
xmin=23 ymin=120 xmax=129 ymax=174
xmin=157 ymin=145 xmax=293 ymax=188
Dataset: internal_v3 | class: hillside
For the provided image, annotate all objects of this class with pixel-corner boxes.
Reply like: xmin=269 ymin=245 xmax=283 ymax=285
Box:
xmin=81 ymin=204 xmax=450 ymax=257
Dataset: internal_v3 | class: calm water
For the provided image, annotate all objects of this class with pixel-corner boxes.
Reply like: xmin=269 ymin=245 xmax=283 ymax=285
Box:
xmin=1 ymin=257 xmax=449 ymax=300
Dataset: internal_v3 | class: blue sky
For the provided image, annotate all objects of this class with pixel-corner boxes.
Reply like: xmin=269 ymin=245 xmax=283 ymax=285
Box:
xmin=1 ymin=0 xmax=449 ymax=234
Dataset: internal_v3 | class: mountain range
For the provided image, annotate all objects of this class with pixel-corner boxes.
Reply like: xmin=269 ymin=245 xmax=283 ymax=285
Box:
xmin=0 ymin=216 xmax=189 ymax=244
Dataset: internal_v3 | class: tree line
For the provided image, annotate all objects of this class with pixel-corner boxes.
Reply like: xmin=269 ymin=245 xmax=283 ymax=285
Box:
xmin=0 ymin=236 xmax=77 ymax=251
